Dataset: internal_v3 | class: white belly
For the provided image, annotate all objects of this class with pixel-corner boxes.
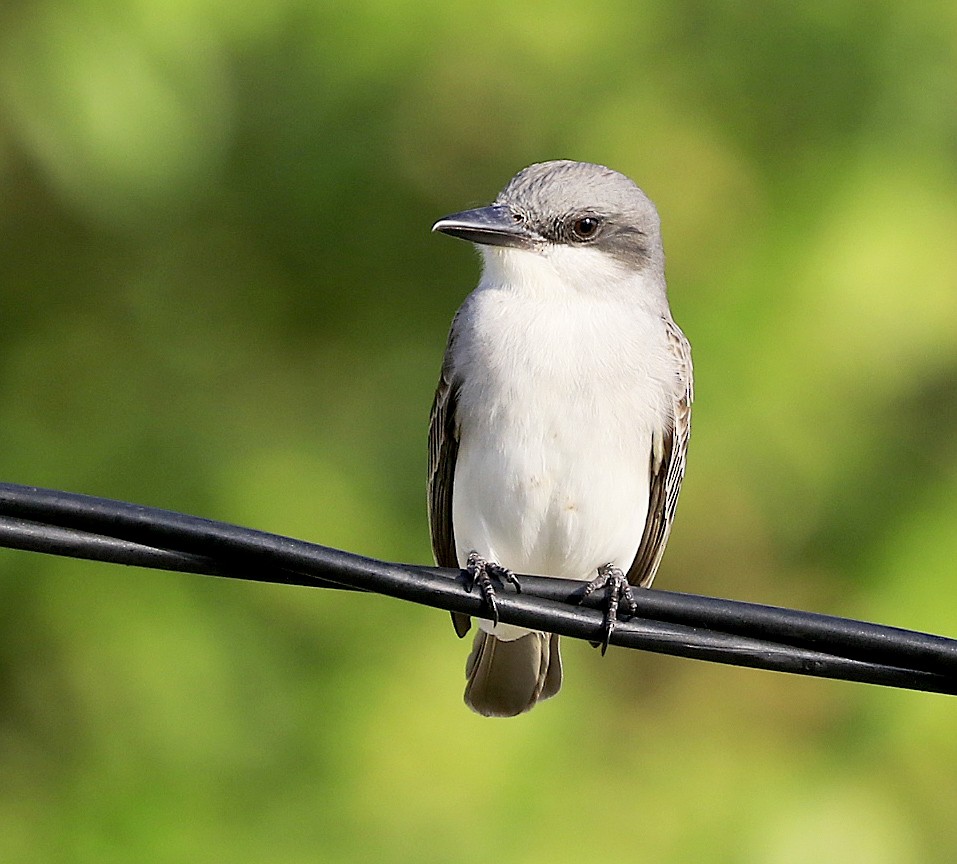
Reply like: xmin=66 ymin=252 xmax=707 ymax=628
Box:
xmin=453 ymin=409 xmax=651 ymax=581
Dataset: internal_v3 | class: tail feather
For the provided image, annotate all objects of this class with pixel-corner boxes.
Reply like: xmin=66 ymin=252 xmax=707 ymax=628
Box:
xmin=464 ymin=631 xmax=562 ymax=717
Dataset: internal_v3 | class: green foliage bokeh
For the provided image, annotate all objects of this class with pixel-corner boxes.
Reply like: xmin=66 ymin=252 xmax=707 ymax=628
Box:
xmin=1 ymin=2 xmax=956 ymax=861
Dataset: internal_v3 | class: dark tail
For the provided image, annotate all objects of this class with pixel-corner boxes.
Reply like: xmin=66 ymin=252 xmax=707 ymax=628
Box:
xmin=463 ymin=631 xmax=562 ymax=717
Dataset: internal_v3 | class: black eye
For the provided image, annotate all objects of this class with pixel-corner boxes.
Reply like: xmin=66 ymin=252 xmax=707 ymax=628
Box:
xmin=571 ymin=216 xmax=601 ymax=241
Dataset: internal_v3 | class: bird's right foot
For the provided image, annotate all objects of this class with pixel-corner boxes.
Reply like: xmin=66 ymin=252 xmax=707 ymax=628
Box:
xmin=466 ymin=550 xmax=521 ymax=627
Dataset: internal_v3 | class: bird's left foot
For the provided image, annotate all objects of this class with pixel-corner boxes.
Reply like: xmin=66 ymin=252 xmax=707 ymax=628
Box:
xmin=581 ymin=563 xmax=637 ymax=654
xmin=466 ymin=550 xmax=521 ymax=627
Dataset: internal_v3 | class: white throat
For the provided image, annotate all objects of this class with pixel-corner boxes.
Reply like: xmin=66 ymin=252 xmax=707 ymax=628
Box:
xmin=479 ymin=243 xmax=663 ymax=311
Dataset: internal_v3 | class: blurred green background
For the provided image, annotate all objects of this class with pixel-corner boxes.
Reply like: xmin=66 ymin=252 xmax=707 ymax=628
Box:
xmin=1 ymin=1 xmax=956 ymax=861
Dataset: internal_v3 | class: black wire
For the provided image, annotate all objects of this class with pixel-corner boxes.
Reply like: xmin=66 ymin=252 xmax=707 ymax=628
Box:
xmin=1 ymin=481 xmax=956 ymax=695
xmin=0 ymin=516 xmax=357 ymax=590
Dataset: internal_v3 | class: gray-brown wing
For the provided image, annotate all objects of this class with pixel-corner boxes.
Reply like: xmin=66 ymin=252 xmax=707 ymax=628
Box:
xmin=427 ymin=319 xmax=471 ymax=637
xmin=626 ymin=318 xmax=693 ymax=588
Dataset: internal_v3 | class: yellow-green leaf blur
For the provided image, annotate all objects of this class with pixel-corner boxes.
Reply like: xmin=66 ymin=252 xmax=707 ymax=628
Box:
xmin=1 ymin=2 xmax=956 ymax=861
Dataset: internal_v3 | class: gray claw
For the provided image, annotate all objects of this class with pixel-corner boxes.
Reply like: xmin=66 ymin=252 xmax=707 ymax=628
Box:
xmin=466 ymin=551 xmax=520 ymax=626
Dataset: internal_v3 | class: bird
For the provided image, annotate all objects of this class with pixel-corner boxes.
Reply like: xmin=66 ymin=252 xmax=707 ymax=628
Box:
xmin=428 ymin=160 xmax=693 ymax=717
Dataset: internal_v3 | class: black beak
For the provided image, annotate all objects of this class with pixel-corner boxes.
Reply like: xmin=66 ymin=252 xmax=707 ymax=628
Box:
xmin=432 ymin=205 xmax=537 ymax=248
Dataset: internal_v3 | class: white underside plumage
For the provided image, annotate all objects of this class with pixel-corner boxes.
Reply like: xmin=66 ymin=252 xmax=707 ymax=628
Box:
xmin=450 ymin=244 xmax=678 ymax=641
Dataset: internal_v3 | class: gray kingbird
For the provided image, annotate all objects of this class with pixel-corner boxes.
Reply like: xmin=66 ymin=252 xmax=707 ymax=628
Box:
xmin=428 ymin=160 xmax=693 ymax=717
